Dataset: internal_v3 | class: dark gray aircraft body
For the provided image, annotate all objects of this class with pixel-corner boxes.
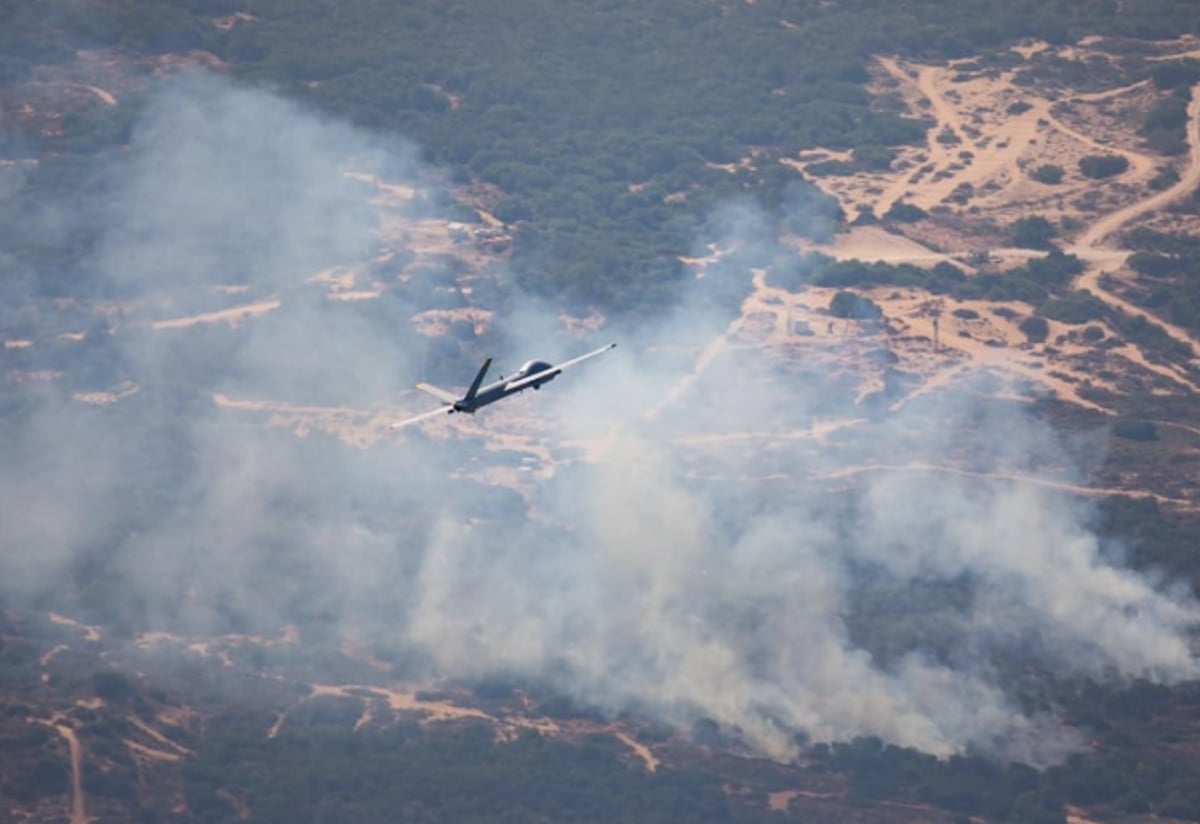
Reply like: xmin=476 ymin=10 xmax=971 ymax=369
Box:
xmin=390 ymin=343 xmax=616 ymax=429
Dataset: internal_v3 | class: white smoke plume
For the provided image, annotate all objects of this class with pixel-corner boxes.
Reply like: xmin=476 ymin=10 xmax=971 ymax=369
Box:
xmin=1 ymin=69 xmax=1197 ymax=768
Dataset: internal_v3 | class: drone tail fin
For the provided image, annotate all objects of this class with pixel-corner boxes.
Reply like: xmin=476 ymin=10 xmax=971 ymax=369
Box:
xmin=462 ymin=357 xmax=492 ymax=403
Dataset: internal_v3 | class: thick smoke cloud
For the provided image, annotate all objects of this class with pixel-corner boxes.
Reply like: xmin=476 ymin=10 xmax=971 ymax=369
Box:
xmin=97 ymin=72 xmax=385 ymax=297
xmin=1 ymin=70 xmax=1197 ymax=767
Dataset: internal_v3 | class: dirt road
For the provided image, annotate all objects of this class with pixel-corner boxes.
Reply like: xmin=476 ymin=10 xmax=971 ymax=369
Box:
xmin=1069 ymin=83 xmax=1200 ymax=361
xmin=56 ymin=724 xmax=87 ymax=824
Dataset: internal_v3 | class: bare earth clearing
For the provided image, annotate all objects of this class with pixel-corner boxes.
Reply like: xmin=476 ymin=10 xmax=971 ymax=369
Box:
xmin=778 ymin=39 xmax=1200 ymax=415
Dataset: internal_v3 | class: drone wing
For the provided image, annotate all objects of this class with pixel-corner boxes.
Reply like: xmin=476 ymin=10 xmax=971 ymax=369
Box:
xmin=415 ymin=382 xmax=460 ymax=404
xmin=389 ymin=406 xmax=454 ymax=431
xmin=503 ymin=343 xmax=617 ymax=393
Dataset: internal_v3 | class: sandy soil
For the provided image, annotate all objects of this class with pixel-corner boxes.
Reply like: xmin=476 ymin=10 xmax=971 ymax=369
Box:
xmin=269 ymin=682 xmax=660 ymax=771
xmin=38 ymin=644 xmax=68 ymax=683
xmin=774 ymin=38 xmax=1200 ymax=424
xmin=37 ymin=35 xmax=1190 ymax=541
xmin=767 ymin=789 xmax=839 ymax=812
xmin=814 ymin=51 xmax=1163 ymax=229
xmin=1065 ymin=807 xmax=1109 ymax=824
xmin=211 ymin=12 xmax=258 ymax=31
xmin=139 ymin=626 xmax=298 ymax=668
xmin=612 ymin=730 xmax=660 ymax=772
xmin=49 ymin=613 xmax=101 ymax=643
xmin=1068 ymin=84 xmax=1200 ymax=362
xmin=127 ymin=714 xmax=194 ymax=757
xmin=152 ymin=300 xmax=281 ymax=330
xmin=311 ymin=684 xmax=493 ymax=724
xmin=79 ymin=85 xmax=116 ymax=106
xmin=212 ymin=392 xmax=397 ymax=447
xmin=737 ymin=272 xmax=1124 ymax=413
xmin=803 ymin=225 xmax=980 ymax=270
xmin=799 ymin=40 xmax=1198 ymax=247
xmin=56 ymin=724 xmax=87 ymax=824
xmin=410 ymin=306 xmax=494 ymax=338
xmin=74 ymin=381 xmax=140 ymax=406
xmin=125 ymin=739 xmax=186 ymax=763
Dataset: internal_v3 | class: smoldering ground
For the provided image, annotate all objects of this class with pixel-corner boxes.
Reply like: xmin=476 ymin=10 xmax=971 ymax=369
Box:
xmin=1 ymin=71 xmax=1198 ymax=767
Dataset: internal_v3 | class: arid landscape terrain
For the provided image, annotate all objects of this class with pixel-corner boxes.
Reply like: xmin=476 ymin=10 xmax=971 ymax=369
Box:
xmin=5 ymin=6 xmax=1200 ymax=821
xmin=177 ymin=39 xmax=1200 ymax=510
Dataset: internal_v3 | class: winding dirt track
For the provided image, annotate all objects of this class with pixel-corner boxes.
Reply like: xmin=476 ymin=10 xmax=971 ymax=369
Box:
xmin=827 ymin=56 xmax=1200 ymax=372
xmin=270 ymin=683 xmax=661 ymax=772
xmin=1068 ymin=84 xmax=1200 ymax=361
xmin=644 ymin=50 xmax=1200 ymax=478
xmin=1076 ymin=85 xmax=1200 ymax=250
xmin=49 ymin=723 xmax=87 ymax=824
xmin=79 ymin=84 xmax=117 ymax=106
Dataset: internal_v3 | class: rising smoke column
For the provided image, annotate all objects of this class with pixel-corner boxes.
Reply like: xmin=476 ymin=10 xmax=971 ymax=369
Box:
xmin=408 ymin=203 xmax=1200 ymax=765
xmin=0 ymin=69 xmax=1196 ymax=766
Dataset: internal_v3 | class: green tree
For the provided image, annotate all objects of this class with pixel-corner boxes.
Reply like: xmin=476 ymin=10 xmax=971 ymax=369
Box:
xmin=829 ymin=290 xmax=882 ymax=319
xmin=1079 ymin=154 xmax=1130 ymax=179
xmin=1029 ymin=164 xmax=1064 ymax=184
xmin=1019 ymin=315 xmax=1050 ymax=342
xmin=884 ymin=201 xmax=927 ymax=223
xmin=1010 ymin=216 xmax=1058 ymax=249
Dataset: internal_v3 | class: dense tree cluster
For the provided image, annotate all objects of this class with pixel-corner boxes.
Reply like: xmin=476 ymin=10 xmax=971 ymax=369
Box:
xmin=8 ymin=0 xmax=1200 ymax=309
xmin=1010 ymin=215 xmax=1059 ymax=249
xmin=1078 ymin=154 xmax=1130 ymax=179
xmin=1029 ymin=163 xmax=1065 ymax=184
xmin=183 ymin=723 xmax=774 ymax=823
xmin=829 ymin=290 xmax=883 ymax=319
xmin=1141 ymin=81 xmax=1193 ymax=156
xmin=1122 ymin=229 xmax=1200 ymax=333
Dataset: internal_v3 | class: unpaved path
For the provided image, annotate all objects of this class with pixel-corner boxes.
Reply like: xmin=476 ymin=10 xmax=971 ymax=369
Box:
xmin=874 ymin=56 xmax=1154 ymax=219
xmin=873 ymin=59 xmax=959 ymax=216
xmin=612 ymin=730 xmax=659 ymax=772
xmin=126 ymin=739 xmax=185 ymax=762
xmin=873 ymin=59 xmax=1041 ymax=217
xmin=1156 ymin=419 xmax=1200 ymax=438
xmin=820 ymin=462 xmax=1194 ymax=509
xmin=1071 ymin=79 xmax=1150 ymax=103
xmin=1068 ymin=83 xmax=1200 ymax=361
xmin=39 ymin=644 xmax=68 ymax=682
xmin=805 ymin=226 xmax=973 ymax=270
xmin=1042 ymin=107 xmax=1156 ymax=183
xmin=48 ymin=613 xmax=101 ymax=642
xmin=127 ymin=714 xmax=194 ymax=757
xmin=1075 ymin=84 xmax=1200 ymax=249
xmin=802 ymin=54 xmax=1200 ymax=395
xmin=271 ymin=683 xmax=659 ymax=770
xmin=54 ymin=723 xmax=87 ymax=824
xmin=80 ymin=85 xmax=117 ymax=106
xmin=152 ymin=300 xmax=280 ymax=330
